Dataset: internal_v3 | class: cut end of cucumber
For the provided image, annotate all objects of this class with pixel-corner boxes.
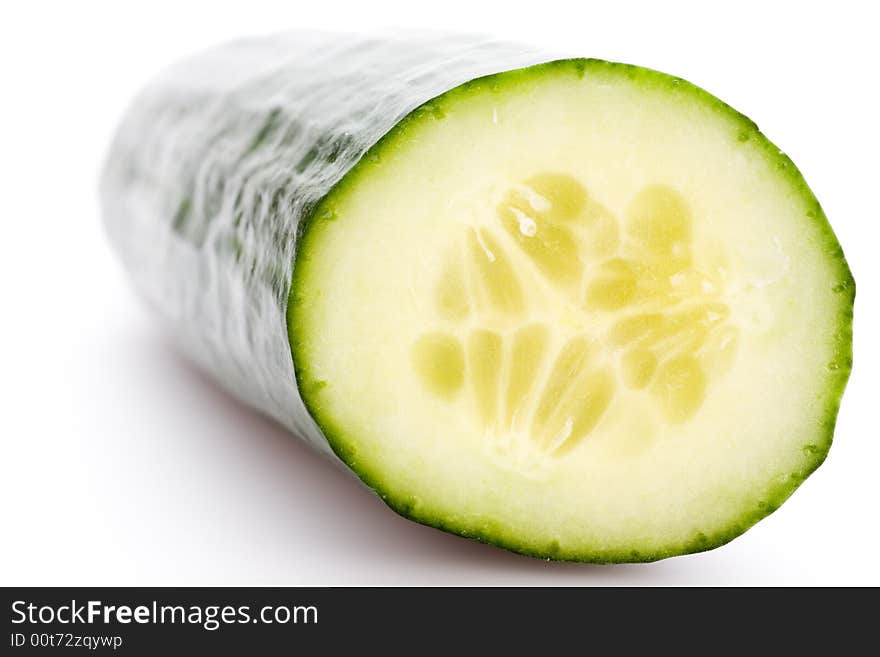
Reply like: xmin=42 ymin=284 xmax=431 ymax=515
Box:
xmin=289 ymin=59 xmax=853 ymax=562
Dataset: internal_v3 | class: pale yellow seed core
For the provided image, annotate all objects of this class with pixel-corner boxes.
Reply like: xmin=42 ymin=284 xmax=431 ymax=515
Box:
xmin=411 ymin=333 xmax=465 ymax=399
xmin=652 ymin=356 xmax=707 ymax=424
xmin=532 ymin=336 xmax=592 ymax=448
xmin=504 ymin=324 xmax=550 ymax=431
xmin=467 ymin=329 xmax=503 ymax=429
xmin=621 ymin=348 xmax=658 ymax=389
xmin=467 ymin=228 xmax=525 ymax=318
xmin=411 ymin=174 xmax=739 ymax=461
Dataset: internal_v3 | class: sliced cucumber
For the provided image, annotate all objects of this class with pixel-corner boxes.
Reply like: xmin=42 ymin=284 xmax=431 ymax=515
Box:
xmin=102 ymin=33 xmax=853 ymax=562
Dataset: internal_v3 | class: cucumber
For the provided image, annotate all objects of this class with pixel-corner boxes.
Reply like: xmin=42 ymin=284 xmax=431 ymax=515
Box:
xmin=101 ymin=31 xmax=854 ymax=562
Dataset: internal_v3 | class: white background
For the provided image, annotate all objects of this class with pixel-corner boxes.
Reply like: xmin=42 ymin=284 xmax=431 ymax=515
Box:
xmin=1 ymin=0 xmax=877 ymax=585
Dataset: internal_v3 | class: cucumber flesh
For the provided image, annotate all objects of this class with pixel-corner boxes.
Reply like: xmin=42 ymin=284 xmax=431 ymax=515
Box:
xmin=291 ymin=61 xmax=852 ymax=561
xmin=102 ymin=34 xmax=853 ymax=562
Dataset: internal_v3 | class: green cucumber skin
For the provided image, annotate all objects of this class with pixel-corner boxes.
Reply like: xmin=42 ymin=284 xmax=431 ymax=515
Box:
xmin=101 ymin=32 xmax=551 ymax=456
xmin=102 ymin=33 xmax=854 ymax=562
